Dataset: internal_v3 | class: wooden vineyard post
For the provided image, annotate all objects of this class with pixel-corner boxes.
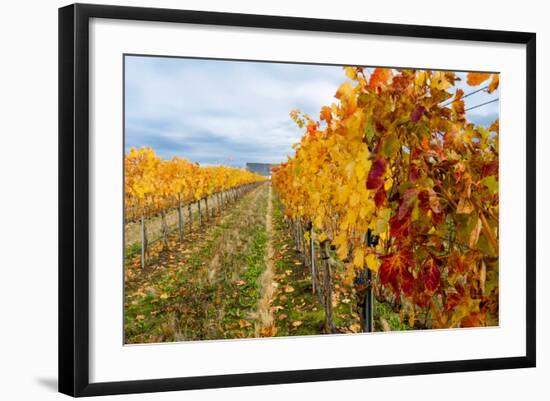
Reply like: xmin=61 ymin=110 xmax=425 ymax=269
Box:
xmin=160 ymin=210 xmax=169 ymax=249
xmin=198 ymin=199 xmax=202 ymax=226
xmin=363 ymin=229 xmax=377 ymax=332
xmin=187 ymin=202 xmax=193 ymax=232
xmin=309 ymin=226 xmax=317 ymax=295
xmin=205 ymin=197 xmax=209 ymax=221
xmin=140 ymin=214 xmax=147 ymax=269
xmin=364 ymin=268 xmax=373 ymax=332
xmin=293 ymin=219 xmax=299 ymax=252
xmin=320 ymin=240 xmax=335 ymax=333
xmin=211 ymin=194 xmax=215 ymax=218
xmin=177 ymin=196 xmax=184 ymax=242
xmin=302 ymin=222 xmax=311 ymax=270
xmin=297 ymin=220 xmax=303 ymax=253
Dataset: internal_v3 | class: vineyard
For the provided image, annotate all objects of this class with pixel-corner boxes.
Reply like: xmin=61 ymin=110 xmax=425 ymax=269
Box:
xmin=124 ymin=67 xmax=499 ymax=343
xmin=272 ymin=68 xmax=499 ymax=331
xmin=124 ymin=147 xmax=266 ymax=268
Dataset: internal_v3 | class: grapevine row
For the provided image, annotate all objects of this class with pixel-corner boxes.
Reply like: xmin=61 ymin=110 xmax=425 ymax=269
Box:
xmin=272 ymin=68 xmax=500 ymax=331
xmin=125 ymin=147 xmax=265 ymax=267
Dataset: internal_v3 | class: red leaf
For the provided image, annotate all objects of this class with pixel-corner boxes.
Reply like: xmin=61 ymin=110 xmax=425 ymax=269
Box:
xmin=366 ymin=158 xmax=387 ymax=190
xmin=379 ymin=249 xmax=414 ymax=295
xmin=418 ymin=189 xmax=441 ymax=214
xmin=375 ymin=121 xmax=387 ymax=134
xmin=424 ymin=258 xmax=441 ymax=293
xmin=397 ymin=189 xmax=418 ymax=220
xmin=374 ymin=186 xmax=387 ymax=207
xmin=379 ymin=258 xmax=398 ymax=293
xmin=411 ymin=105 xmax=425 ymax=123
xmin=389 ymin=213 xmax=410 ymax=238
xmin=401 ymin=268 xmax=415 ymax=296
xmin=409 ymin=163 xmax=420 ymax=182
xmin=444 ymin=292 xmax=461 ymax=311
xmin=481 ymin=161 xmax=498 ymax=178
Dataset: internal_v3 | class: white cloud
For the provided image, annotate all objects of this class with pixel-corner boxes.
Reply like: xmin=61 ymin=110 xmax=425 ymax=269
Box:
xmin=125 ymin=56 xmax=344 ymax=164
xmin=125 ymin=59 xmax=500 ymax=165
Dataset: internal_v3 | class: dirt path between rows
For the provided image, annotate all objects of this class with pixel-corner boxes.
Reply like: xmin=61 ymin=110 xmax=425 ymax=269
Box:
xmin=125 ymin=183 xmax=269 ymax=343
xmin=255 ymin=184 xmax=277 ymax=337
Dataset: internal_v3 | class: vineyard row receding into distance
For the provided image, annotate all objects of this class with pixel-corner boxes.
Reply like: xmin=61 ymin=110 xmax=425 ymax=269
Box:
xmin=124 ymin=67 xmax=500 ymax=342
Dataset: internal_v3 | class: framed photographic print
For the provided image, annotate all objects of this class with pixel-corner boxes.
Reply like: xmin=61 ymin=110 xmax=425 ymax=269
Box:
xmin=58 ymin=3 xmax=536 ymax=397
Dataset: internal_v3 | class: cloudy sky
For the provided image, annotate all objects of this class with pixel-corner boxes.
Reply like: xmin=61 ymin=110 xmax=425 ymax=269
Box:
xmin=125 ymin=55 xmax=499 ymax=166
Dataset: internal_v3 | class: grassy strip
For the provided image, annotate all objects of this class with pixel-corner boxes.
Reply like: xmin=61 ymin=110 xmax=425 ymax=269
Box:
xmin=124 ymin=184 xmax=269 ymax=343
xmin=373 ymin=299 xmax=410 ymax=331
xmin=220 ymin=225 xmax=268 ymax=339
xmin=270 ymin=193 xmax=325 ymax=336
xmin=270 ymin=192 xmax=363 ymax=336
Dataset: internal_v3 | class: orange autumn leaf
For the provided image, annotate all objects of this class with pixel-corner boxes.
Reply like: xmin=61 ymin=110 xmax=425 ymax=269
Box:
xmin=320 ymin=106 xmax=332 ymax=123
xmin=488 ymin=73 xmax=500 ymax=93
xmin=369 ymin=68 xmax=392 ymax=90
xmin=466 ymin=72 xmax=491 ymax=86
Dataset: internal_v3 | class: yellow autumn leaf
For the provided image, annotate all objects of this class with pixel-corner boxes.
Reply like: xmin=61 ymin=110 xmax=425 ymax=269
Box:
xmin=344 ymin=66 xmax=357 ymax=80
xmin=366 ymin=253 xmax=381 ymax=272
xmin=353 ymin=247 xmax=365 ymax=268
xmin=349 ymin=192 xmax=360 ymax=207
xmin=313 ymin=214 xmax=323 ymax=229
xmin=335 ymin=81 xmax=354 ymax=100
xmin=431 ymin=71 xmax=451 ymax=90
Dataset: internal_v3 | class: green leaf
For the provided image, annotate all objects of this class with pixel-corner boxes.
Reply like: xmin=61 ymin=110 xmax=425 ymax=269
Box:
xmin=481 ymin=175 xmax=498 ymax=194
xmin=382 ymin=133 xmax=401 ymax=158
xmin=364 ymin=118 xmax=376 ymax=142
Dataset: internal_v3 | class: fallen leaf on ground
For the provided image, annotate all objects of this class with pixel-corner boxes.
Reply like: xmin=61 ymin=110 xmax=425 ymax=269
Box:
xmin=238 ymin=319 xmax=252 ymax=328
xmin=284 ymin=285 xmax=295 ymax=293
xmin=380 ymin=317 xmax=391 ymax=332
xmin=349 ymin=324 xmax=361 ymax=333
xmin=260 ymin=326 xmax=278 ymax=337
xmin=292 ymin=320 xmax=303 ymax=327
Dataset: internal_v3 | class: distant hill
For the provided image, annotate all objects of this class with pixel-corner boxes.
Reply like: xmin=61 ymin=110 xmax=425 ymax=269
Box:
xmin=245 ymin=163 xmax=278 ymax=177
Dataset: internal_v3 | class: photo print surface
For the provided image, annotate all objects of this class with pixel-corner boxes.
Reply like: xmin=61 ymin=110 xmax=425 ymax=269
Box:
xmin=123 ymin=55 xmax=499 ymax=344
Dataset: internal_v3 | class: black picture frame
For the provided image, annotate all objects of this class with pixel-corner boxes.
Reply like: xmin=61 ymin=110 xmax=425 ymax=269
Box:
xmin=59 ymin=3 xmax=536 ymax=397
